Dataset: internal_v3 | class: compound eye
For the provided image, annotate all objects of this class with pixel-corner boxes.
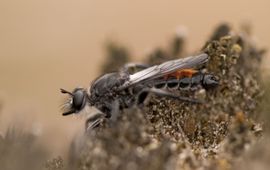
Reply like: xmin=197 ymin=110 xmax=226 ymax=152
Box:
xmin=72 ymin=89 xmax=86 ymax=110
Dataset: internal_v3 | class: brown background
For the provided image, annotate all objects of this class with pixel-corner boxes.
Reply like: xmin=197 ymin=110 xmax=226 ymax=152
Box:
xmin=0 ymin=0 xmax=269 ymax=155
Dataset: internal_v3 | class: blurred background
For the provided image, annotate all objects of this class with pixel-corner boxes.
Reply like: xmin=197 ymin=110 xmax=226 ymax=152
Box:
xmin=0 ymin=0 xmax=269 ymax=156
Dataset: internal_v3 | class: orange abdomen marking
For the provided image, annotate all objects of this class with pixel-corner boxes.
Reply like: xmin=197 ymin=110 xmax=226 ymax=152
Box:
xmin=164 ymin=69 xmax=198 ymax=80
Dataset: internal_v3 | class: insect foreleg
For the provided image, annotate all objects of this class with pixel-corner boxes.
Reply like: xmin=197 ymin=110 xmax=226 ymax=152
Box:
xmin=85 ymin=101 xmax=121 ymax=132
xmin=85 ymin=112 xmax=105 ymax=132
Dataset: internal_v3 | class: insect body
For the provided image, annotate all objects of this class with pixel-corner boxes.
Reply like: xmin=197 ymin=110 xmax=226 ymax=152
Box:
xmin=153 ymin=69 xmax=219 ymax=90
xmin=61 ymin=53 xmax=218 ymax=130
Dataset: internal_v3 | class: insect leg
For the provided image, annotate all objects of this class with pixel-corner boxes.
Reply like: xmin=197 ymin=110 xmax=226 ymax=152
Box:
xmin=109 ymin=100 xmax=120 ymax=123
xmin=85 ymin=112 xmax=105 ymax=132
xmin=137 ymin=88 xmax=203 ymax=106
xmin=85 ymin=101 xmax=120 ymax=132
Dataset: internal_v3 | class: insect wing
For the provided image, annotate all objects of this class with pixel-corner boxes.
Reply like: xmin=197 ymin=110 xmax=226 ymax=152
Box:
xmin=122 ymin=53 xmax=209 ymax=88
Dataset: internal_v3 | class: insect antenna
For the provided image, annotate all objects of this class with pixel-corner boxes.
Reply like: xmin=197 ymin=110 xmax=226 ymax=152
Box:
xmin=60 ymin=88 xmax=74 ymax=96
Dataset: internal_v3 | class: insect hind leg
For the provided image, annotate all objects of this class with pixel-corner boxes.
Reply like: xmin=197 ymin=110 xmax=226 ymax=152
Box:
xmin=137 ymin=88 xmax=203 ymax=106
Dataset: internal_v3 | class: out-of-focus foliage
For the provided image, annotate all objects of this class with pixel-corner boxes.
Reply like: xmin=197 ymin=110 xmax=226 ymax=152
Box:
xmin=101 ymin=42 xmax=130 ymax=74
xmin=45 ymin=156 xmax=64 ymax=170
xmin=0 ymin=127 xmax=49 ymax=170
xmin=146 ymin=31 xmax=186 ymax=65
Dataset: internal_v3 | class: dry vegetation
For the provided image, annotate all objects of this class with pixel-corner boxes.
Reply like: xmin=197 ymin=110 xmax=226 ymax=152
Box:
xmin=0 ymin=23 xmax=269 ymax=170
xmin=73 ymin=23 xmax=267 ymax=170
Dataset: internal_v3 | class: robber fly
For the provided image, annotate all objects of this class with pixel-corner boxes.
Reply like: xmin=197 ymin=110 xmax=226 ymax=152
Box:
xmin=60 ymin=53 xmax=219 ymax=130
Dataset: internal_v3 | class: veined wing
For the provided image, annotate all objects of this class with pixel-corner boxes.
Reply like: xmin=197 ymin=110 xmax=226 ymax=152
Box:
xmin=121 ymin=53 xmax=209 ymax=88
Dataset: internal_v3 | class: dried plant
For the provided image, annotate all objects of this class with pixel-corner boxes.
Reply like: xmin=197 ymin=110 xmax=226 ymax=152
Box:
xmin=66 ymin=24 xmax=267 ymax=170
xmin=0 ymin=126 xmax=49 ymax=170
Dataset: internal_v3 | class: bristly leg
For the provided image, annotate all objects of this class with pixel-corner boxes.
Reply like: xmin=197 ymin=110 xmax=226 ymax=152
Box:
xmin=137 ymin=88 xmax=203 ymax=106
xmin=85 ymin=113 xmax=105 ymax=132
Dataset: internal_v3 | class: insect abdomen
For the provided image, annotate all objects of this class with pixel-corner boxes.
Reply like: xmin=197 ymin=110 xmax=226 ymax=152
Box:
xmin=154 ymin=73 xmax=204 ymax=91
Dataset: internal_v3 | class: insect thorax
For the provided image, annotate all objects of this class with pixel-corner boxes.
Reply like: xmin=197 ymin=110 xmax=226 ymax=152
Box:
xmin=89 ymin=72 xmax=127 ymax=104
